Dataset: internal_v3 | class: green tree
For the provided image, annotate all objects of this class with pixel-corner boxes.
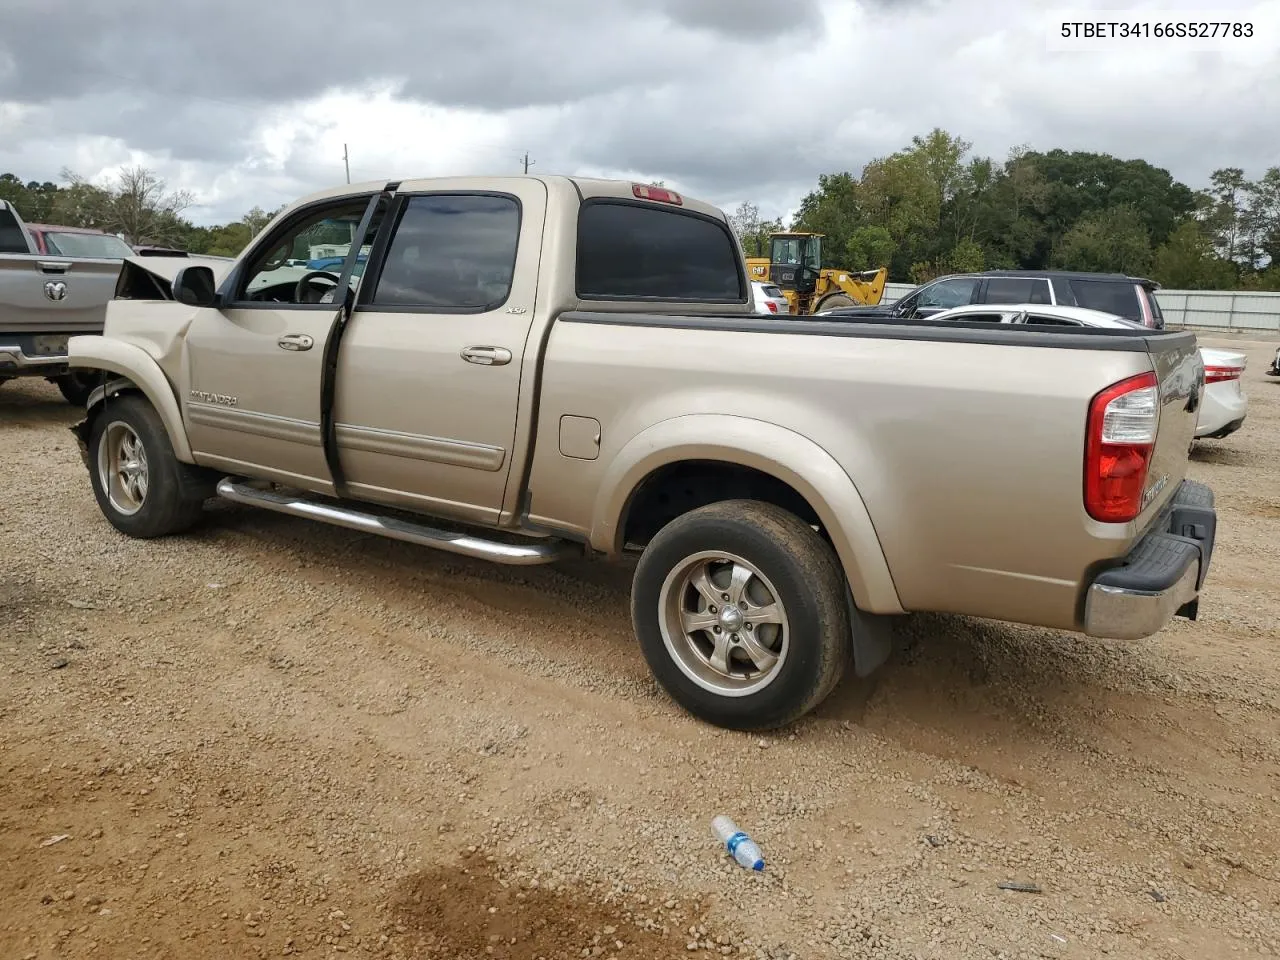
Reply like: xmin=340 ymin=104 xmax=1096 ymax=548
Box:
xmin=844 ymin=225 xmax=894 ymax=271
xmin=1152 ymin=221 xmax=1236 ymax=289
xmin=1053 ymin=205 xmax=1153 ymax=274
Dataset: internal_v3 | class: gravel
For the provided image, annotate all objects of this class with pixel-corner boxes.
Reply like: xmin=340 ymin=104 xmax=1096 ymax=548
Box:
xmin=2 ymin=335 xmax=1278 ymax=959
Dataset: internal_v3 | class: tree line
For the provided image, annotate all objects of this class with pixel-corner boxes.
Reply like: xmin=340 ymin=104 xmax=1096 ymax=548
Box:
xmin=4 ymin=132 xmax=1278 ymax=291
xmin=729 ymin=128 xmax=1280 ymax=291
xmin=0 ymin=166 xmax=283 ymax=258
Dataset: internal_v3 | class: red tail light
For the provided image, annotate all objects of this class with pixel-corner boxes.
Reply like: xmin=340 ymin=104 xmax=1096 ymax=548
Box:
xmin=1203 ymin=364 xmax=1243 ymax=384
xmin=765 ymin=301 xmax=777 ymax=313
xmin=1084 ymin=371 xmax=1159 ymax=523
xmin=632 ymin=183 xmax=683 ymax=205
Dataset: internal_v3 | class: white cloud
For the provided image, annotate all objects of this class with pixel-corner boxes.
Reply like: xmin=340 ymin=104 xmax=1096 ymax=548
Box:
xmin=1 ymin=0 xmax=1276 ymax=227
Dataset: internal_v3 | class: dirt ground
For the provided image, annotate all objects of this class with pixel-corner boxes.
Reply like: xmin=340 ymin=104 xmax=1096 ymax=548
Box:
xmin=2 ymin=335 xmax=1278 ymax=960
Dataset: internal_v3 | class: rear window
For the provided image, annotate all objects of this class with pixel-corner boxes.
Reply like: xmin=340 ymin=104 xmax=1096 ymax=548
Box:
xmin=983 ymin=277 xmax=1052 ymax=305
xmin=1052 ymin=278 xmax=1142 ymax=321
xmin=42 ymin=231 xmax=135 ymax=259
xmin=762 ymin=284 xmax=784 ymax=298
xmin=577 ymin=201 xmax=744 ymax=301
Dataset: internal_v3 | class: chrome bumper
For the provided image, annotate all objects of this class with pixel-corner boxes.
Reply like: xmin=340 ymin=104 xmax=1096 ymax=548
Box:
xmin=0 ymin=343 xmax=70 ymax=370
xmin=1083 ymin=479 xmax=1216 ymax=641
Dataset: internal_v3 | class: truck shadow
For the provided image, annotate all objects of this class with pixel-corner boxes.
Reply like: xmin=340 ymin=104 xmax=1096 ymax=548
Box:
xmin=0 ymin=378 xmax=79 ymax=427
xmin=201 ymin=501 xmax=1231 ymax=788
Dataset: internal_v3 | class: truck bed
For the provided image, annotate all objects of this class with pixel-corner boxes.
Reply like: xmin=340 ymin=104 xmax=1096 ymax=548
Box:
xmin=524 ymin=310 xmax=1202 ymax=631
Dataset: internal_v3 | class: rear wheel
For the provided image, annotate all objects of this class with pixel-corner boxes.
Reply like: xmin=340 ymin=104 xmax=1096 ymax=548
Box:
xmin=814 ymin=293 xmax=856 ymax=313
xmin=631 ymin=500 xmax=851 ymax=730
xmin=87 ymin=394 xmax=208 ymax=538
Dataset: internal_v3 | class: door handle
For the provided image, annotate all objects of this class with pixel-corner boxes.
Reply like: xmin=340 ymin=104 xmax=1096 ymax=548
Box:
xmin=277 ymin=333 xmax=314 ymax=352
xmin=460 ymin=345 xmax=512 ymax=366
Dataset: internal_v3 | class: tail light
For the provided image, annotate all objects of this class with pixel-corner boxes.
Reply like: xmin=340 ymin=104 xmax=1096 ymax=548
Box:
xmin=765 ymin=301 xmax=778 ymax=313
xmin=1204 ymin=363 xmax=1244 ymax=384
xmin=1084 ymin=371 xmax=1158 ymax=523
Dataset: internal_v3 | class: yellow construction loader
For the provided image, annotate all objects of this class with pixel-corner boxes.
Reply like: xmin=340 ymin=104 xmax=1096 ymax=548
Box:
xmin=744 ymin=231 xmax=887 ymax=315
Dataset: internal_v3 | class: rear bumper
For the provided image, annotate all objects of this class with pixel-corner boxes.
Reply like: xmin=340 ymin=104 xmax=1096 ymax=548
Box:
xmin=1195 ymin=383 xmax=1247 ymax=438
xmin=0 ymin=334 xmax=75 ymax=376
xmin=1083 ymin=479 xmax=1216 ymax=641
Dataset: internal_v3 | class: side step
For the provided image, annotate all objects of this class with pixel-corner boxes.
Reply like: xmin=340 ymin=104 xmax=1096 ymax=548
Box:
xmin=215 ymin=478 xmax=580 ymax=566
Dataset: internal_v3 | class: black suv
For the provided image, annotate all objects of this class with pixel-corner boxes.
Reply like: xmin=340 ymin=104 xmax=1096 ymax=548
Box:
xmin=819 ymin=270 xmax=1166 ymax=329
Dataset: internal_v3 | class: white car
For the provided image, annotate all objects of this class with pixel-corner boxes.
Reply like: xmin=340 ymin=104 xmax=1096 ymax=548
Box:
xmin=927 ymin=303 xmax=1247 ymax=441
xmin=751 ymin=280 xmax=791 ymax=316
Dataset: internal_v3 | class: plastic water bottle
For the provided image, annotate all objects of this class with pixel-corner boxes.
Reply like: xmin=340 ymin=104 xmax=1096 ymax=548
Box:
xmin=711 ymin=815 xmax=764 ymax=871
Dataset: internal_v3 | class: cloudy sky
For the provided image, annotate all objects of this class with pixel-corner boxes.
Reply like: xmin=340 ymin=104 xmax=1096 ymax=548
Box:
xmin=1 ymin=0 xmax=1277 ymax=226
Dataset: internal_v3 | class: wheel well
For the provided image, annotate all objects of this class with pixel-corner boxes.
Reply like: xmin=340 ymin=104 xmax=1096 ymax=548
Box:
xmin=621 ymin=460 xmax=823 ymax=549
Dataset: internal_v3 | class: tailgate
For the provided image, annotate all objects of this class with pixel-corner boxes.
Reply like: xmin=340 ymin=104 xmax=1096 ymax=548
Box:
xmin=0 ymin=255 xmax=121 ymax=335
xmin=1139 ymin=331 xmax=1203 ymax=521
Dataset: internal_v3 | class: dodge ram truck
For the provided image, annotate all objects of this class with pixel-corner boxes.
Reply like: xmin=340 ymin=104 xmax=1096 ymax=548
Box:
xmin=1 ymin=200 xmax=230 ymax=405
xmin=0 ymin=200 xmax=137 ymax=404
xmin=66 ymin=175 xmax=1218 ymax=730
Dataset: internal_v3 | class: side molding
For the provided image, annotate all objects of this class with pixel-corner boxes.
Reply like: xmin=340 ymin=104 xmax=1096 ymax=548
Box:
xmin=69 ymin=334 xmax=194 ymax=462
xmin=591 ymin=414 xmax=904 ymax=615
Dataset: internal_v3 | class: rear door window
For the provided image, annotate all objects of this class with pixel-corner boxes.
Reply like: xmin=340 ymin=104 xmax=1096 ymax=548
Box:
xmin=982 ymin=277 xmax=1052 ymax=305
xmin=371 ymin=194 xmax=521 ymax=310
xmin=577 ymin=201 xmax=745 ymax=301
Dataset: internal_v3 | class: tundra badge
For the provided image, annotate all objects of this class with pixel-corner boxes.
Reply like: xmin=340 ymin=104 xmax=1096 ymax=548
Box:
xmin=189 ymin=390 xmax=238 ymax=407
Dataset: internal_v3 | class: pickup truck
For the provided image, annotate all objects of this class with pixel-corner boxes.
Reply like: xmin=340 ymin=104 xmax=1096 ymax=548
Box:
xmin=65 ymin=175 xmax=1219 ymax=731
xmin=0 ymin=200 xmax=137 ymax=404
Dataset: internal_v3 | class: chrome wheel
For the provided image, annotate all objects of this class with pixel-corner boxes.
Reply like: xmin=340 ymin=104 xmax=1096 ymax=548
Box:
xmin=657 ymin=550 xmax=789 ymax=697
xmin=97 ymin=420 xmax=149 ymax=516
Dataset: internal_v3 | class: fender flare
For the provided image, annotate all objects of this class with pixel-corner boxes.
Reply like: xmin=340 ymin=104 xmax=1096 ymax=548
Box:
xmin=69 ymin=334 xmax=194 ymax=462
xmin=590 ymin=414 xmax=904 ymax=615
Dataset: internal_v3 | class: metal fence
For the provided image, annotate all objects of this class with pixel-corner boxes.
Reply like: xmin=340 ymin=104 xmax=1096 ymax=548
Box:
xmin=877 ymin=282 xmax=1280 ymax=333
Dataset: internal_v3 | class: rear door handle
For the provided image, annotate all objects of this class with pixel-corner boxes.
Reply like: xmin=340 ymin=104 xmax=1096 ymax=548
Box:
xmin=37 ymin=261 xmax=71 ymax=274
xmin=277 ymin=333 xmax=314 ymax=352
xmin=460 ymin=345 xmax=512 ymax=366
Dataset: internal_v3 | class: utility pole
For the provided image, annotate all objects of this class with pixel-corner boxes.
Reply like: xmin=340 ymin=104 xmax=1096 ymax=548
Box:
xmin=343 ymin=143 xmax=351 ymax=184
xmin=520 ymin=151 xmax=535 ymax=174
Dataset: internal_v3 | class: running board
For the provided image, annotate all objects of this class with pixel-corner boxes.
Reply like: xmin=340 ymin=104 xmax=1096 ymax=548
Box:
xmin=215 ymin=478 xmax=579 ymax=566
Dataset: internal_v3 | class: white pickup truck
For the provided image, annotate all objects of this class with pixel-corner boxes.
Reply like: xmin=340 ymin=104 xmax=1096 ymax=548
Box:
xmin=66 ymin=175 xmax=1219 ymax=730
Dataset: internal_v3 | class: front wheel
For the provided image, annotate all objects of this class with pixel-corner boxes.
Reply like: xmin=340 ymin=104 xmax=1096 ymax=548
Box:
xmin=631 ymin=500 xmax=851 ymax=730
xmin=87 ymin=394 xmax=208 ymax=539
xmin=814 ymin=293 xmax=856 ymax=313
xmin=54 ymin=371 xmax=100 ymax=407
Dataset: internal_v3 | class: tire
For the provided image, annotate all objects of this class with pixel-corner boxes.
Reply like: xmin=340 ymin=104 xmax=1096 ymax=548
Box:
xmin=814 ymin=293 xmax=856 ymax=313
xmin=631 ymin=499 xmax=851 ymax=730
xmin=55 ymin=371 xmax=99 ymax=407
xmin=87 ymin=394 xmax=208 ymax=539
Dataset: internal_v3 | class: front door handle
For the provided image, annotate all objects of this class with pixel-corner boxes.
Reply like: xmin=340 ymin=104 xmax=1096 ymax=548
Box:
xmin=460 ymin=345 xmax=512 ymax=366
xmin=277 ymin=333 xmax=314 ymax=352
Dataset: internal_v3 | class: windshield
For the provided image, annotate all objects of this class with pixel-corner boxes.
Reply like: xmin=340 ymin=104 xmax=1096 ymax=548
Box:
xmin=43 ymin=231 xmax=135 ymax=259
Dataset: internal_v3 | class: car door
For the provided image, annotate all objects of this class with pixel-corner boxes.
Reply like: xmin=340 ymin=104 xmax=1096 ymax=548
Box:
xmin=331 ymin=178 xmax=548 ymax=527
xmin=182 ymin=192 xmax=384 ymax=493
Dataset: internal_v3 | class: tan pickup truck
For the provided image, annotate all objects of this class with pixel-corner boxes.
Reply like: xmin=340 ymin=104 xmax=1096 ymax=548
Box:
xmin=66 ymin=175 xmax=1219 ymax=730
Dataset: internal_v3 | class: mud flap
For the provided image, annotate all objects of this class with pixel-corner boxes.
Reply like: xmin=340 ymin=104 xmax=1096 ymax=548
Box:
xmin=844 ymin=583 xmax=896 ymax=677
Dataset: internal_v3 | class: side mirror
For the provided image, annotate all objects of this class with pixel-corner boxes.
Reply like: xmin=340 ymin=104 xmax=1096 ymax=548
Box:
xmin=173 ymin=265 xmax=218 ymax=307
